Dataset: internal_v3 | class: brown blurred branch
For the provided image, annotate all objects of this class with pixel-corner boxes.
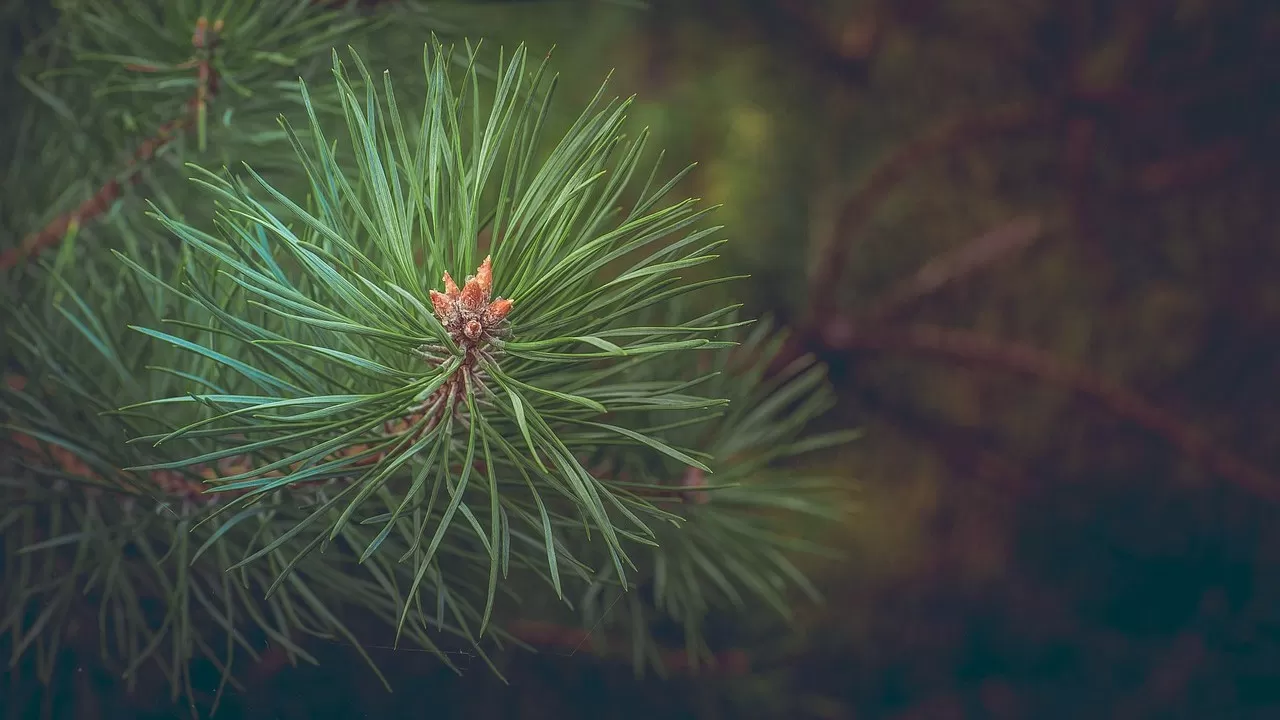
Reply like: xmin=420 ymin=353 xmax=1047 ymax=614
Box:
xmin=1 ymin=18 xmax=224 ymax=272
xmin=822 ymin=322 xmax=1280 ymax=503
xmin=855 ymin=383 xmax=1032 ymax=500
xmin=792 ymin=81 xmax=1279 ymax=505
xmin=1136 ymin=138 xmax=1246 ymax=195
xmin=861 ymin=216 xmax=1044 ymax=322
xmin=0 ymin=115 xmax=190 ymax=271
xmin=805 ymin=101 xmax=1050 ymax=323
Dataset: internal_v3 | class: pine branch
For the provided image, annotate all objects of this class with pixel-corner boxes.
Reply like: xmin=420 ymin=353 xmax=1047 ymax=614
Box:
xmin=98 ymin=41 xmax=766 ymax=659
xmin=822 ymin=321 xmax=1280 ymax=503
xmin=796 ymin=103 xmax=1276 ymax=504
xmin=0 ymin=115 xmax=190 ymax=271
xmin=859 ymin=216 xmax=1043 ymax=322
xmin=4 ymin=17 xmax=854 ymax=698
xmin=805 ymin=100 xmax=1049 ymax=323
xmin=1 ymin=16 xmax=227 ymax=272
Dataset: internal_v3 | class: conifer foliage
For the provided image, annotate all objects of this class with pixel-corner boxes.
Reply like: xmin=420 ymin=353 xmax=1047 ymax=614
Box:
xmin=1 ymin=1 xmax=853 ymax=713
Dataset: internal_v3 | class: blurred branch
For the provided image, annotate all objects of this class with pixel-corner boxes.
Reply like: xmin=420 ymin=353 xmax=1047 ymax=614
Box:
xmin=822 ymin=322 xmax=1280 ymax=504
xmin=861 ymin=216 xmax=1043 ymax=322
xmin=854 ymin=383 xmax=1032 ymax=500
xmin=1 ymin=17 xmax=225 ymax=271
xmin=1136 ymin=138 xmax=1246 ymax=195
xmin=0 ymin=116 xmax=189 ymax=271
xmin=805 ymin=100 xmax=1050 ymax=323
xmin=788 ymin=54 xmax=1280 ymax=505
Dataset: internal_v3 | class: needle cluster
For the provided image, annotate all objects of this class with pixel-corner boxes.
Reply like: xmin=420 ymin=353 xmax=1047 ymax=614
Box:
xmin=0 ymin=3 xmax=854 ymax=712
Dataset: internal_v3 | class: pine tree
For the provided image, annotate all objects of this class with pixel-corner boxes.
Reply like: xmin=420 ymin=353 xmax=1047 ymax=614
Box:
xmin=1 ymin=1 xmax=854 ymax=714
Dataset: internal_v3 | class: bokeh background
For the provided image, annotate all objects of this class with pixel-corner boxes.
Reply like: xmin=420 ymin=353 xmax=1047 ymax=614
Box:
xmin=6 ymin=0 xmax=1280 ymax=717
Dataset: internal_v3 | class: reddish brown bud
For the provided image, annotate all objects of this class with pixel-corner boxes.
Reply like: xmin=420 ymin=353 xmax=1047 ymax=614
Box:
xmin=429 ymin=257 xmax=513 ymax=351
xmin=475 ymin=255 xmax=493 ymax=294
xmin=429 ymin=289 xmax=452 ymax=320
xmin=460 ymin=276 xmax=485 ymax=311
xmin=487 ymin=298 xmax=513 ymax=322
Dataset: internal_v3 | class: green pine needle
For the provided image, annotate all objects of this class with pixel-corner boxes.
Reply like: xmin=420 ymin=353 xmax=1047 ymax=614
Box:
xmin=2 ymin=10 xmax=857 ymax=706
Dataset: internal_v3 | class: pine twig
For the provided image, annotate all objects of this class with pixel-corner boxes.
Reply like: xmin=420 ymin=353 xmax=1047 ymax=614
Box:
xmin=805 ymin=100 xmax=1049 ymax=323
xmin=0 ymin=115 xmax=191 ymax=271
xmin=1 ymin=17 xmax=225 ymax=272
xmin=1136 ymin=138 xmax=1245 ymax=194
xmin=823 ymin=321 xmax=1280 ymax=503
xmin=860 ymin=216 xmax=1043 ymax=322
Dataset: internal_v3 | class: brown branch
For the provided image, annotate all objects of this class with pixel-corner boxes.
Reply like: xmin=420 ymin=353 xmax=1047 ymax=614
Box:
xmin=805 ymin=101 xmax=1050 ymax=323
xmin=1 ymin=18 xmax=225 ymax=272
xmin=853 ymin=383 xmax=1033 ymax=500
xmin=1136 ymin=138 xmax=1245 ymax=195
xmin=823 ymin=322 xmax=1280 ymax=504
xmin=0 ymin=116 xmax=192 ymax=271
xmin=860 ymin=216 xmax=1043 ymax=322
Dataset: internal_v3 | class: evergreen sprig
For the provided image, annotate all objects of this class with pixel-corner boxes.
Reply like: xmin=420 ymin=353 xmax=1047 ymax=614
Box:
xmin=2 ymin=7 xmax=856 ymax=712
xmin=1 ymin=236 xmax=475 ymax=704
xmin=123 ymin=40 xmax=742 ymax=641
xmin=1 ymin=0 xmax=406 ymax=276
xmin=58 ymin=0 xmax=371 ymax=153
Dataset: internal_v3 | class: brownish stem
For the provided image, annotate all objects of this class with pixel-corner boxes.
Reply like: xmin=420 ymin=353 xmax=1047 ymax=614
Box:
xmin=0 ymin=115 xmax=191 ymax=271
xmin=1 ymin=18 xmax=227 ymax=272
xmin=860 ymin=216 xmax=1044 ymax=322
xmin=805 ymin=101 xmax=1049 ymax=323
xmin=824 ymin=322 xmax=1280 ymax=503
xmin=1136 ymin=138 xmax=1245 ymax=195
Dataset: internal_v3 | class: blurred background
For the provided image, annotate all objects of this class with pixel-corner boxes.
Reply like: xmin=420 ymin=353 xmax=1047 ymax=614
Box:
xmin=7 ymin=0 xmax=1280 ymax=717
